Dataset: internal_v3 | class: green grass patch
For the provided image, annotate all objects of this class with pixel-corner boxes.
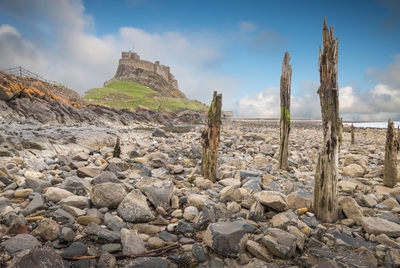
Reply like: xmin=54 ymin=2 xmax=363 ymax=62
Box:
xmin=83 ymin=80 xmax=207 ymax=112
xmin=158 ymin=98 xmax=207 ymax=112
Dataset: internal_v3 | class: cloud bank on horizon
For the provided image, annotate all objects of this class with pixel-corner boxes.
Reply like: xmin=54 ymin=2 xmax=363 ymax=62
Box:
xmin=0 ymin=0 xmax=399 ymax=121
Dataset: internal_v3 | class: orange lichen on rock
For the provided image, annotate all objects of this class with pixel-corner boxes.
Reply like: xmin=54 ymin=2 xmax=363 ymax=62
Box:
xmin=0 ymin=81 xmax=24 ymax=101
xmin=23 ymin=87 xmax=46 ymax=98
xmin=0 ymin=70 xmax=85 ymax=110
xmin=0 ymin=79 xmax=82 ymax=110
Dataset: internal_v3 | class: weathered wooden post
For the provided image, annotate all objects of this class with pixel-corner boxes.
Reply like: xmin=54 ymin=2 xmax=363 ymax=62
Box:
xmin=113 ymin=137 xmax=121 ymax=158
xmin=384 ymin=120 xmax=399 ymax=187
xmin=279 ymin=52 xmax=292 ymax=170
xmin=313 ymin=18 xmax=339 ymax=223
xmin=351 ymin=123 xmax=355 ymax=145
xmin=338 ymin=117 xmax=343 ymax=149
xmin=397 ymin=126 xmax=400 ymax=147
xmin=201 ymin=91 xmax=222 ymax=182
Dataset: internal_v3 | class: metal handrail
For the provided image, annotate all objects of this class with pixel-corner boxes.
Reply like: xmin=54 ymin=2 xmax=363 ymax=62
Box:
xmin=4 ymin=66 xmax=66 ymax=87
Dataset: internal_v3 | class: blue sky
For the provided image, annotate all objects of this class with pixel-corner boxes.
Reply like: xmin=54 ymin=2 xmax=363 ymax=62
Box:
xmin=1 ymin=0 xmax=400 ymax=120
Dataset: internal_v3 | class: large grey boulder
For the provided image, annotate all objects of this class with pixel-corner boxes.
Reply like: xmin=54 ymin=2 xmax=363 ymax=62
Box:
xmin=104 ymin=212 xmax=127 ymax=232
xmin=2 ymin=234 xmax=40 ymax=255
xmin=203 ymin=222 xmax=250 ymax=257
xmin=261 ymin=228 xmax=297 ymax=258
xmin=121 ymin=228 xmax=146 ymax=255
xmin=0 ymin=197 xmax=12 ymax=212
xmin=138 ymin=178 xmax=174 ymax=210
xmin=92 ymin=171 xmax=120 ymax=185
xmin=246 ymin=240 xmax=272 ymax=262
xmin=117 ymin=189 xmax=155 ymax=223
xmin=344 ymin=154 xmax=369 ymax=173
xmin=343 ymin=163 xmax=364 ymax=178
xmin=31 ymin=218 xmax=60 ymax=241
xmin=59 ymin=195 xmax=90 ymax=209
xmin=85 ymin=223 xmax=121 ymax=244
xmin=77 ymin=167 xmax=102 ymax=178
xmin=22 ymin=194 xmax=44 ymax=216
xmin=90 ymin=182 xmax=126 ymax=208
xmin=248 ymin=201 xmax=265 ymax=221
xmin=44 ymin=187 xmax=74 ymax=202
xmin=25 ymin=177 xmax=51 ymax=193
xmin=339 ymin=196 xmax=363 ymax=225
xmin=62 ymin=176 xmax=91 ymax=195
xmin=125 ymin=257 xmax=177 ymax=268
xmin=308 ymin=247 xmax=377 ymax=268
xmin=286 ymin=189 xmax=312 ymax=209
xmin=254 ymin=191 xmax=289 ymax=212
xmin=61 ymin=241 xmax=88 ymax=258
xmin=271 ymin=211 xmax=298 ymax=229
xmin=361 ymin=216 xmax=400 ymax=237
xmin=8 ymin=247 xmax=64 ymax=268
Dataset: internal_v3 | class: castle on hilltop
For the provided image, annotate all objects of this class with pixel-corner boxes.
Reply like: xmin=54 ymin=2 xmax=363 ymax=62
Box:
xmin=106 ymin=51 xmax=186 ymax=98
xmin=118 ymin=51 xmax=178 ymax=89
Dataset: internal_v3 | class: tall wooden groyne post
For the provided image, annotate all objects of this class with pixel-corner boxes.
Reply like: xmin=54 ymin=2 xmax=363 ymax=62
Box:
xmin=201 ymin=91 xmax=222 ymax=182
xmin=313 ymin=18 xmax=340 ymax=223
xmin=279 ymin=52 xmax=292 ymax=170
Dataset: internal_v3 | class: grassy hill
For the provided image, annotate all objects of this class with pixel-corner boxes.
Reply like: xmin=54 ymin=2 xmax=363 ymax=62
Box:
xmin=83 ymin=81 xmax=207 ymax=112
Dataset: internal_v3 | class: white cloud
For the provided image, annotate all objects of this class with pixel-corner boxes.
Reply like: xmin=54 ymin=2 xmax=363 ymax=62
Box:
xmin=367 ymin=55 xmax=400 ymax=89
xmin=291 ymin=81 xmax=320 ymax=119
xmin=236 ymin=87 xmax=280 ymax=118
xmin=235 ymin=81 xmax=321 ymax=119
xmin=0 ymin=0 xmax=237 ymax=102
xmin=238 ymin=21 xmax=258 ymax=33
xmin=0 ymin=24 xmax=48 ymax=73
xmin=339 ymin=86 xmax=358 ymax=112
xmin=0 ymin=24 xmax=19 ymax=36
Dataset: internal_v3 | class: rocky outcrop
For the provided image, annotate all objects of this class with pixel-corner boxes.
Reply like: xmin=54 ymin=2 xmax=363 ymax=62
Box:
xmin=0 ymin=71 xmax=176 ymax=126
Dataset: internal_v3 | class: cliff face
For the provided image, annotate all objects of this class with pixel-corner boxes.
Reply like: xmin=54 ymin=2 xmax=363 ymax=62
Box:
xmin=108 ymin=52 xmax=186 ymax=99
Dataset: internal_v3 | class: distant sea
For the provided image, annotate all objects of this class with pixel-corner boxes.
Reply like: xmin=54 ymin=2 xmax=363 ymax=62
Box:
xmin=351 ymin=121 xmax=400 ymax=129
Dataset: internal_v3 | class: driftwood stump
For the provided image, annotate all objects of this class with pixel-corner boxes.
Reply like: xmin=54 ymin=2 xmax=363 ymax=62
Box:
xmin=113 ymin=137 xmax=121 ymax=158
xmin=201 ymin=91 xmax=222 ymax=182
xmin=313 ymin=18 xmax=339 ymax=223
xmin=351 ymin=124 xmax=355 ymax=145
xmin=384 ymin=120 xmax=399 ymax=188
xmin=279 ymin=52 xmax=292 ymax=170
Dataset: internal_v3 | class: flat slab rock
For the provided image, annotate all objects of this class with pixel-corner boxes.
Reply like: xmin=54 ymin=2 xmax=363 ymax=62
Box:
xmin=308 ymin=247 xmax=377 ymax=268
xmin=8 ymin=247 xmax=64 ymax=268
xmin=2 ymin=234 xmax=40 ymax=255
xmin=254 ymin=191 xmax=289 ymax=212
xmin=361 ymin=216 xmax=400 ymax=237
xmin=124 ymin=257 xmax=177 ymax=268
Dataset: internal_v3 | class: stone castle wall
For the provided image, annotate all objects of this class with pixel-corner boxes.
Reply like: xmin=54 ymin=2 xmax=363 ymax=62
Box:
xmin=119 ymin=52 xmax=178 ymax=88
